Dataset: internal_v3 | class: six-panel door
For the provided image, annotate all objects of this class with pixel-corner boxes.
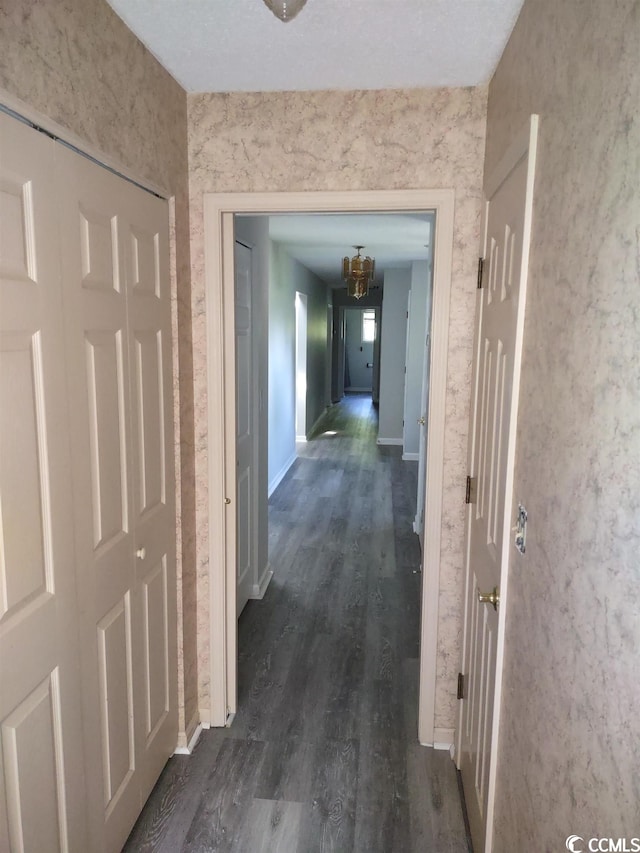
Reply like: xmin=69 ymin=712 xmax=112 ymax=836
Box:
xmin=0 ymin=110 xmax=176 ymax=853
xmin=56 ymin=143 xmax=177 ymax=853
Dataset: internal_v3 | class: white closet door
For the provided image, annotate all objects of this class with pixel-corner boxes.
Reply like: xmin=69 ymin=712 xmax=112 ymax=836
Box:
xmin=126 ymin=182 xmax=177 ymax=799
xmin=55 ymin=145 xmax=176 ymax=853
xmin=0 ymin=115 xmax=88 ymax=851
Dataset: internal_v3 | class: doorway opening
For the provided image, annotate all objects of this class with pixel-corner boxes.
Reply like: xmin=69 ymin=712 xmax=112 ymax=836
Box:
xmin=344 ymin=307 xmax=372 ymax=394
xmin=204 ymin=189 xmax=454 ymax=749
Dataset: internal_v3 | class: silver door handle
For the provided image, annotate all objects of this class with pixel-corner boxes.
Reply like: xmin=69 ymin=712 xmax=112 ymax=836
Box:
xmin=136 ymin=546 xmax=146 ymax=560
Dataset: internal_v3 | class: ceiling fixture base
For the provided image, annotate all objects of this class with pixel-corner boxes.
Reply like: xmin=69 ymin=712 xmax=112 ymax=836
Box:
xmin=263 ymin=0 xmax=308 ymax=22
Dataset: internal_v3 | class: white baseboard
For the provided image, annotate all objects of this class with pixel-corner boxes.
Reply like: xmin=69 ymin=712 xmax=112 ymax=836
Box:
xmin=418 ymin=726 xmax=455 ymax=750
xmin=377 ymin=437 xmax=403 ymax=446
xmin=345 ymin=386 xmax=372 ymax=393
xmin=250 ymin=563 xmax=273 ymax=599
xmin=402 ymin=452 xmax=419 ymax=461
xmin=173 ymin=717 xmax=203 ymax=755
xmin=413 ymin=516 xmax=420 ymax=535
xmin=174 ymin=708 xmax=201 ymax=751
xmin=433 ymin=728 xmax=455 ymax=751
xmin=268 ymin=452 xmax=297 ymax=497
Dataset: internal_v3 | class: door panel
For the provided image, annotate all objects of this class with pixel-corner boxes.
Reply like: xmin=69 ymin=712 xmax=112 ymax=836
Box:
xmin=56 ymin=143 xmax=176 ymax=853
xmin=235 ymin=241 xmax=254 ymax=615
xmin=1 ymin=335 xmax=48 ymax=612
xmin=0 ymin=112 xmax=88 ymax=852
xmin=458 ymin=119 xmax=538 ymax=853
xmin=58 ymin=146 xmax=139 ymax=852
xmin=125 ymin=190 xmax=176 ymax=800
xmin=134 ymin=329 xmax=165 ymax=515
xmin=85 ymin=330 xmax=129 ymax=549
xmin=98 ymin=594 xmax=135 ymax=814
xmin=142 ymin=558 xmax=170 ymax=741
xmin=2 ymin=673 xmax=65 ymax=853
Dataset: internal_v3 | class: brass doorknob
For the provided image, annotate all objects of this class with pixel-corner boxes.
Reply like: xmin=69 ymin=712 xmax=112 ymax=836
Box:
xmin=477 ymin=587 xmax=500 ymax=611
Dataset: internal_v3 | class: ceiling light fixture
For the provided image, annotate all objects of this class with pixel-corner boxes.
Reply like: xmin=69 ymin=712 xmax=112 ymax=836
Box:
xmin=263 ymin=0 xmax=308 ymax=22
xmin=343 ymin=246 xmax=375 ymax=300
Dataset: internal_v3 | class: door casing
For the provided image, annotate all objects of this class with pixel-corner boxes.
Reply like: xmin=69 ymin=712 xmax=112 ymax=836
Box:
xmin=203 ymin=189 xmax=454 ymax=746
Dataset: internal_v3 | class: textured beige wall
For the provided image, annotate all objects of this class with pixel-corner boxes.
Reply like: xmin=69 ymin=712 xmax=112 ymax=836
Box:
xmin=0 ymin=0 xmax=199 ymax=741
xmin=187 ymin=87 xmax=488 ymax=729
xmin=485 ymin=1 xmax=640 ymax=847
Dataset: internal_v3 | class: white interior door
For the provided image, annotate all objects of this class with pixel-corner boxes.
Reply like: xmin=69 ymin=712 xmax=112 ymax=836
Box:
xmin=56 ymin=143 xmax=176 ymax=853
xmin=0 ymin=112 xmax=88 ymax=853
xmin=458 ymin=117 xmax=538 ymax=853
xmin=235 ymin=241 xmax=253 ymax=615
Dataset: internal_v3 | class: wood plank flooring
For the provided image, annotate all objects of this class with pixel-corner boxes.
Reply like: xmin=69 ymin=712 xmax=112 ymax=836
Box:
xmin=124 ymin=395 xmax=471 ymax=852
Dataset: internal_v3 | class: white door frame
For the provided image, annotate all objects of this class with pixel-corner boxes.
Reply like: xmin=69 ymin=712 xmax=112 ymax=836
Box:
xmin=295 ymin=291 xmax=308 ymax=439
xmin=414 ymin=328 xmax=431 ymax=540
xmin=203 ymin=189 xmax=454 ymax=743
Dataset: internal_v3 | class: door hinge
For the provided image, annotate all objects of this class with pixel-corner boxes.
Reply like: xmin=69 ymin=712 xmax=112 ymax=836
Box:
xmin=457 ymin=672 xmax=465 ymax=700
xmin=465 ymin=475 xmax=477 ymax=505
xmin=477 ymin=257 xmax=484 ymax=289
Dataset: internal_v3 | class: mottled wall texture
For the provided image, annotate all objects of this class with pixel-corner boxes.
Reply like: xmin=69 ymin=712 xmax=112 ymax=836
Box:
xmin=0 ymin=0 xmax=199 ymax=744
xmin=188 ymin=87 xmax=488 ymax=730
xmin=485 ymin=1 xmax=640 ymax=848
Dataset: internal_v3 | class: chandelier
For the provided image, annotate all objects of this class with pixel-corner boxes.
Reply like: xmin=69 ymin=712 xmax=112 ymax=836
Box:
xmin=263 ymin=0 xmax=308 ymax=21
xmin=343 ymin=246 xmax=375 ymax=299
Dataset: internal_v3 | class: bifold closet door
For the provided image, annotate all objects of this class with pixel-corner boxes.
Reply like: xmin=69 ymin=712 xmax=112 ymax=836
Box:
xmin=0 ymin=115 xmax=88 ymax=850
xmin=56 ymin=145 xmax=177 ymax=853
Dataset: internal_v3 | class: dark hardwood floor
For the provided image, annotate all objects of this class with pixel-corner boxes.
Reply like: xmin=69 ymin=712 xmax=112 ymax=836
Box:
xmin=124 ymin=395 xmax=470 ymax=852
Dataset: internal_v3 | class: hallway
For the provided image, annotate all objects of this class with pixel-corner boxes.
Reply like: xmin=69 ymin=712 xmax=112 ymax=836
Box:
xmin=124 ymin=395 xmax=470 ymax=852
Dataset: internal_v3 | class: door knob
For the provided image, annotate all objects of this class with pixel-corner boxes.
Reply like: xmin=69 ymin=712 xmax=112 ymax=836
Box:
xmin=417 ymin=416 xmax=426 ymax=426
xmin=136 ymin=546 xmax=146 ymax=560
xmin=477 ymin=586 xmax=499 ymax=610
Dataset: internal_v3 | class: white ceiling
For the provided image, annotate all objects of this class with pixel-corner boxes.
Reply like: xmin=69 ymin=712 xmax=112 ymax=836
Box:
xmin=260 ymin=212 xmax=434 ymax=288
xmin=104 ymin=0 xmax=522 ymax=287
xmin=105 ymin=0 xmax=524 ymax=94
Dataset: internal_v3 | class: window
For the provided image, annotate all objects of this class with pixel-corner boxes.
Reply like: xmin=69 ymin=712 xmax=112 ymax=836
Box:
xmin=362 ymin=309 xmax=376 ymax=343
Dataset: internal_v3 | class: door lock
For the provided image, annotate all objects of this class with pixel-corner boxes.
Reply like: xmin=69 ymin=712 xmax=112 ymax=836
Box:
xmin=477 ymin=586 xmax=499 ymax=611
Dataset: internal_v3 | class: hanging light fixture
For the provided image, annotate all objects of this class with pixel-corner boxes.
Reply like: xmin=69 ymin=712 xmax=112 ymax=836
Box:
xmin=263 ymin=0 xmax=308 ymax=21
xmin=343 ymin=246 xmax=375 ymax=299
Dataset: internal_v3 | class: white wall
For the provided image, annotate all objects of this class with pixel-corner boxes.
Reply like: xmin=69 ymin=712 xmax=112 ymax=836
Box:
xmin=234 ymin=215 xmax=270 ymax=598
xmin=268 ymin=243 xmax=330 ymax=494
xmin=378 ymin=268 xmax=411 ymax=443
xmin=403 ymin=260 xmax=432 ymax=457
